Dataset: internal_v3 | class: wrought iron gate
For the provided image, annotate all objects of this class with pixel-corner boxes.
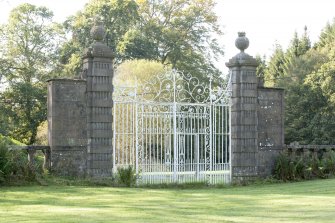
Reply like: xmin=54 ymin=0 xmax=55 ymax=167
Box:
xmin=113 ymin=70 xmax=231 ymax=184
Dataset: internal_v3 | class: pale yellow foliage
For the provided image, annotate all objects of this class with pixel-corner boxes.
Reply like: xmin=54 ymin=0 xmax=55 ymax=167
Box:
xmin=36 ymin=121 xmax=48 ymax=145
xmin=114 ymin=59 xmax=171 ymax=87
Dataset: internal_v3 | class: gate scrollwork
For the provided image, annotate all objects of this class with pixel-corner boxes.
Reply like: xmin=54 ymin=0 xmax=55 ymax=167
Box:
xmin=136 ymin=69 xmax=230 ymax=104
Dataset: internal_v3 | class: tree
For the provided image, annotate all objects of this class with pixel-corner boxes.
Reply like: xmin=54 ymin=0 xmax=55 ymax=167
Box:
xmin=309 ymin=19 xmax=335 ymax=106
xmin=282 ymin=50 xmax=329 ymax=144
xmin=122 ymin=0 xmax=224 ymax=77
xmin=264 ymin=29 xmax=311 ymax=88
xmin=301 ymin=21 xmax=335 ymax=144
xmin=61 ymin=0 xmax=224 ymax=81
xmin=264 ymin=23 xmax=335 ymax=144
xmin=264 ymin=44 xmax=288 ymax=87
xmin=0 ymin=3 xmax=63 ymax=144
xmin=0 ymin=82 xmax=47 ymax=144
xmin=315 ymin=18 xmax=335 ymax=50
xmin=60 ymin=0 xmax=139 ymax=74
xmin=114 ymin=59 xmax=175 ymax=101
xmin=282 ymin=24 xmax=334 ymax=144
xmin=255 ymin=55 xmax=266 ymax=84
xmin=288 ymin=27 xmax=311 ymax=58
xmin=114 ymin=59 xmax=171 ymax=86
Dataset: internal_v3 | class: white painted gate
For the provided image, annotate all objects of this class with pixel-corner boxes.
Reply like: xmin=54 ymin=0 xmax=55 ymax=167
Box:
xmin=113 ymin=70 xmax=231 ymax=184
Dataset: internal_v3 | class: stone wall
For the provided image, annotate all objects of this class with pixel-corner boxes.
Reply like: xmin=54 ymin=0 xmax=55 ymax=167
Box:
xmin=257 ymin=87 xmax=284 ymax=176
xmin=47 ymin=79 xmax=87 ymax=176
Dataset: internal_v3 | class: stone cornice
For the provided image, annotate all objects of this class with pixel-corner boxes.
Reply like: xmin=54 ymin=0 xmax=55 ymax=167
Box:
xmin=226 ymin=52 xmax=258 ymax=68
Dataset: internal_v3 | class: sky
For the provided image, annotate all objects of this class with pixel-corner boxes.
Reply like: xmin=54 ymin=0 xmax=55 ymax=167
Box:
xmin=1 ymin=0 xmax=335 ymax=74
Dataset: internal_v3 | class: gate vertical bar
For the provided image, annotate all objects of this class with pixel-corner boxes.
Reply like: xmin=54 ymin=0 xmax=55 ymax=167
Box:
xmin=135 ymin=80 xmax=139 ymax=181
xmin=173 ymin=71 xmax=178 ymax=182
xmin=229 ymin=103 xmax=232 ymax=183
xmin=196 ymin=134 xmax=199 ymax=180
xmin=209 ymin=75 xmax=213 ymax=184
xmin=113 ymin=98 xmax=116 ymax=173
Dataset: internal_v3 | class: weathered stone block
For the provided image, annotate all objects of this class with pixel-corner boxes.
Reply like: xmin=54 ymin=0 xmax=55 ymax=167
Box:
xmin=231 ymin=103 xmax=257 ymax=111
xmin=50 ymin=137 xmax=87 ymax=147
xmin=51 ymin=146 xmax=87 ymax=177
xmin=87 ymin=146 xmax=113 ymax=153
xmin=49 ymin=102 xmax=86 ymax=118
xmin=232 ymin=166 xmax=258 ymax=177
xmin=90 ymin=160 xmax=113 ymax=169
xmin=240 ymin=89 xmax=257 ymax=97
xmin=231 ymin=130 xmax=257 ymax=139
xmin=89 ymin=130 xmax=113 ymax=138
xmin=232 ymin=152 xmax=257 ymax=166
xmin=240 ymin=73 xmax=258 ymax=83
xmin=88 ymin=83 xmax=113 ymax=92
xmin=257 ymin=150 xmax=281 ymax=176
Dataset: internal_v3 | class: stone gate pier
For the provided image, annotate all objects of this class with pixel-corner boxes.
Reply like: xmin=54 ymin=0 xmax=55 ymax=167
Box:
xmin=227 ymin=32 xmax=284 ymax=181
xmin=48 ymin=20 xmax=114 ymax=177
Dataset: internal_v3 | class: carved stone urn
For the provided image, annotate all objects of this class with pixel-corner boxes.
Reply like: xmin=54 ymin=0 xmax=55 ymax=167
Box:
xmin=235 ymin=32 xmax=249 ymax=52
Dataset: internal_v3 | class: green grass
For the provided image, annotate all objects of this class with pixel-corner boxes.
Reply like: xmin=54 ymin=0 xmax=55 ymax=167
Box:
xmin=1 ymin=179 xmax=335 ymax=223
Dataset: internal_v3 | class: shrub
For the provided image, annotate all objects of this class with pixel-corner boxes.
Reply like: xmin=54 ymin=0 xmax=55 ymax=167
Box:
xmin=274 ymin=150 xmax=335 ymax=181
xmin=0 ymin=135 xmax=19 ymax=184
xmin=116 ymin=166 xmax=136 ymax=187
xmin=0 ymin=142 xmax=11 ymax=183
xmin=274 ymin=153 xmax=304 ymax=181
xmin=274 ymin=153 xmax=291 ymax=181
xmin=310 ymin=155 xmax=325 ymax=179
xmin=321 ymin=150 xmax=335 ymax=176
xmin=0 ymin=134 xmax=41 ymax=185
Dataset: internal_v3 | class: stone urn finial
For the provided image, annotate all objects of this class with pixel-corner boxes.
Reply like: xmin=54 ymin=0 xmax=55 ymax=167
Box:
xmin=84 ymin=17 xmax=113 ymax=59
xmin=235 ymin=32 xmax=249 ymax=52
xmin=90 ymin=17 xmax=105 ymax=42
xmin=226 ymin=32 xmax=258 ymax=67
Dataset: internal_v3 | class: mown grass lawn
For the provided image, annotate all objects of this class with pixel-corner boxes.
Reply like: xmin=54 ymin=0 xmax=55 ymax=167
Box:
xmin=1 ymin=179 xmax=335 ymax=223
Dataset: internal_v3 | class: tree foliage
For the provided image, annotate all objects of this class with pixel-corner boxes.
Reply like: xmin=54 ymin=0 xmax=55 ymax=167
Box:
xmin=114 ymin=59 xmax=171 ymax=86
xmin=0 ymin=3 xmax=63 ymax=144
xmin=61 ymin=0 xmax=223 ymax=79
xmin=264 ymin=23 xmax=335 ymax=144
xmin=59 ymin=0 xmax=140 ymax=74
xmin=0 ymin=3 xmax=63 ymax=82
xmin=264 ymin=44 xmax=288 ymax=87
xmin=255 ymin=55 xmax=266 ymax=84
